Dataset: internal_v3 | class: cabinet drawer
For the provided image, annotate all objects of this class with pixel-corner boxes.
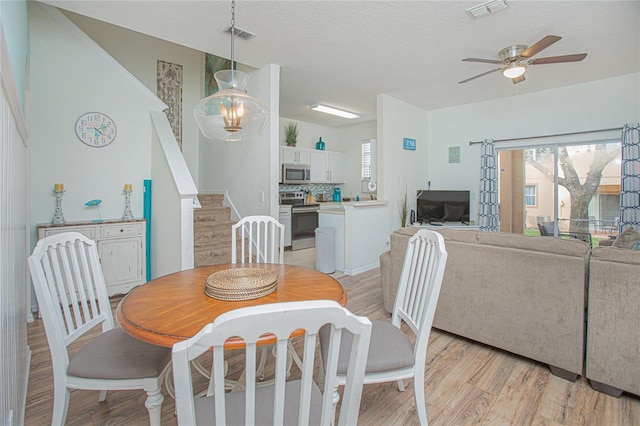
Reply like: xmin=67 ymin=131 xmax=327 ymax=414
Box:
xmin=101 ymin=223 xmax=142 ymax=238
xmin=43 ymin=227 xmax=96 ymax=239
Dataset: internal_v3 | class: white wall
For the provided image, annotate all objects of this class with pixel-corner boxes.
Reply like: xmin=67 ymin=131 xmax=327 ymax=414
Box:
xmin=0 ymin=1 xmax=30 ymax=422
xmin=377 ymin=93 xmax=429 ymax=233
xmin=29 ymin=2 xmax=166 ymax=240
xmin=334 ymin=121 xmax=377 ymax=198
xmin=279 ymin=118 xmax=341 ymax=151
xmin=426 ymin=73 xmax=640 ymax=222
xmin=63 ymin=10 xmax=203 ymax=186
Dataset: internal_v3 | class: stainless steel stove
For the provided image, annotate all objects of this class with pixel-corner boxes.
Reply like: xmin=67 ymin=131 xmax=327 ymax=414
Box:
xmin=280 ymin=191 xmax=319 ymax=250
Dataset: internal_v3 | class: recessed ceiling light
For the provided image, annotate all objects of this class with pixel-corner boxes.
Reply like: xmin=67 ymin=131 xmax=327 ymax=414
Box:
xmin=310 ymin=104 xmax=360 ymax=119
xmin=466 ymin=0 xmax=508 ymax=19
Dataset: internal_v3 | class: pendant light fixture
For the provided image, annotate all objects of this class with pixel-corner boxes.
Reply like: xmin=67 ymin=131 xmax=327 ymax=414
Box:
xmin=193 ymin=0 xmax=269 ymax=142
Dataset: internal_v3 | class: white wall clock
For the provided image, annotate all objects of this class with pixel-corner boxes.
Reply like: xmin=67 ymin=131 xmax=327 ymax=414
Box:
xmin=75 ymin=112 xmax=117 ymax=147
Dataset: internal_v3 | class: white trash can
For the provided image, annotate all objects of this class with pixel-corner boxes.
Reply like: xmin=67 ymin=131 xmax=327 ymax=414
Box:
xmin=315 ymin=228 xmax=335 ymax=274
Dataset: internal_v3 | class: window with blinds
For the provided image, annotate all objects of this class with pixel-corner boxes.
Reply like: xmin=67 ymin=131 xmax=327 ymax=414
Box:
xmin=362 ymin=140 xmax=371 ymax=180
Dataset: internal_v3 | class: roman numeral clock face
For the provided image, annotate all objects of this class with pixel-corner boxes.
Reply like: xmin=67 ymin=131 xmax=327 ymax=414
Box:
xmin=75 ymin=112 xmax=117 ymax=147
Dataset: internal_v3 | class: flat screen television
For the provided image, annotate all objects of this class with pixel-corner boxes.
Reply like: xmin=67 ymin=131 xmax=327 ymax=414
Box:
xmin=416 ymin=190 xmax=470 ymax=224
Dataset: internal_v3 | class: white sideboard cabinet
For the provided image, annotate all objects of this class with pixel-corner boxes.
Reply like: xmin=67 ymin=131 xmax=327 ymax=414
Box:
xmin=37 ymin=219 xmax=146 ymax=296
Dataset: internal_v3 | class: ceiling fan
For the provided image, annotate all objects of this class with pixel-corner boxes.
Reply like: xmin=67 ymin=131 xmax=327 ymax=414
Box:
xmin=458 ymin=35 xmax=587 ymax=85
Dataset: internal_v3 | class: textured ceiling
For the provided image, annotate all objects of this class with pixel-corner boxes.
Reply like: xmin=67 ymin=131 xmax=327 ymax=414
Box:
xmin=42 ymin=1 xmax=640 ymax=127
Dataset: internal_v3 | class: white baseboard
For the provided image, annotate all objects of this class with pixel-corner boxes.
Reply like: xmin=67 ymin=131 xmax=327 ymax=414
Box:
xmin=344 ymin=261 xmax=380 ymax=276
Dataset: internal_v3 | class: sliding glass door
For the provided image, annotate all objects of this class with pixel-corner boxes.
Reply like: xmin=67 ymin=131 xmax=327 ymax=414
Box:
xmin=498 ymin=141 xmax=621 ymax=239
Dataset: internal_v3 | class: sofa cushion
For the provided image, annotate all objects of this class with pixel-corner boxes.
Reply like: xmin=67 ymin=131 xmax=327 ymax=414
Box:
xmin=612 ymin=226 xmax=640 ymax=249
xmin=592 ymin=246 xmax=640 ymax=265
xmin=476 ymin=231 xmax=590 ymax=258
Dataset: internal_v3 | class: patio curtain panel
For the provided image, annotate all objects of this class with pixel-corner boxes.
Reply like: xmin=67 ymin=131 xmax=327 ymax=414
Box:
xmin=619 ymin=123 xmax=640 ymax=232
xmin=478 ymin=138 xmax=499 ymax=232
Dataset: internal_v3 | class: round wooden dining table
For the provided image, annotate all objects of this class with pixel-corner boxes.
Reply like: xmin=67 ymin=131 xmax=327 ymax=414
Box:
xmin=116 ymin=263 xmax=347 ymax=349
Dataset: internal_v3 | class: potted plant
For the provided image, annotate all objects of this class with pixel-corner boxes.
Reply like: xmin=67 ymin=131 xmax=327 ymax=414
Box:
xmin=284 ymin=122 xmax=299 ymax=147
xmin=399 ymin=190 xmax=408 ymax=227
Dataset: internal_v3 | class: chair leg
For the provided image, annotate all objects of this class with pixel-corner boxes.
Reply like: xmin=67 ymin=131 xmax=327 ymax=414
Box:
xmin=413 ymin=370 xmax=428 ymax=426
xmin=52 ymin=383 xmax=70 ymax=426
xmin=98 ymin=390 xmax=108 ymax=401
xmin=144 ymin=387 xmax=164 ymax=426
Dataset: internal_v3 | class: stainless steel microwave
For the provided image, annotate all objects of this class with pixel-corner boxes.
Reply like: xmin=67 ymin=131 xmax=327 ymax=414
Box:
xmin=281 ymin=164 xmax=311 ymax=184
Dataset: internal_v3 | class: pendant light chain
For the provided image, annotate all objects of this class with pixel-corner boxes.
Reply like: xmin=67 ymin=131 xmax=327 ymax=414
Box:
xmin=230 ymin=0 xmax=236 ymax=87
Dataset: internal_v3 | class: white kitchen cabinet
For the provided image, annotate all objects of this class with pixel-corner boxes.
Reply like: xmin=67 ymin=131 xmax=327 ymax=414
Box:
xmin=37 ymin=219 xmax=146 ymax=296
xmin=280 ymin=146 xmax=310 ymax=165
xmin=328 ymin=151 xmax=347 ymax=184
xmin=310 ymin=150 xmax=346 ymax=183
xmin=309 ymin=150 xmax=329 ymax=182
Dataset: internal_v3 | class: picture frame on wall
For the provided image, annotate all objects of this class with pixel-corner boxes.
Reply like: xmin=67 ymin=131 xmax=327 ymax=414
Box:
xmin=403 ymin=138 xmax=416 ymax=151
xmin=449 ymin=146 xmax=461 ymax=163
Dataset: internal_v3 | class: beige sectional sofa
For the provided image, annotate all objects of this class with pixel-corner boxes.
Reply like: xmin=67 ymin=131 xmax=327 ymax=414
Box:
xmin=586 ymin=246 xmax=640 ymax=397
xmin=381 ymin=226 xmax=640 ymax=396
xmin=380 ymin=227 xmax=591 ymax=382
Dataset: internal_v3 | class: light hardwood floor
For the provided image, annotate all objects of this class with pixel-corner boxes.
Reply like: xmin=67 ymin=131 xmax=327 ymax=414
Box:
xmin=25 ymin=268 xmax=640 ymax=425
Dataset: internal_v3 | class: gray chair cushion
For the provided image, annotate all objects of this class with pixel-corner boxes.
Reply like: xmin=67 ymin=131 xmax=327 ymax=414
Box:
xmin=320 ymin=320 xmax=414 ymax=374
xmin=67 ymin=328 xmax=171 ymax=379
xmin=195 ymin=379 xmax=323 ymax=425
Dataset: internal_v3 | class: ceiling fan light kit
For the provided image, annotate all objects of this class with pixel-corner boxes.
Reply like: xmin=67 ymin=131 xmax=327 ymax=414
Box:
xmin=310 ymin=104 xmax=360 ymax=119
xmin=502 ymin=63 xmax=525 ymax=79
xmin=459 ymin=35 xmax=587 ymax=85
xmin=193 ymin=0 xmax=269 ymax=142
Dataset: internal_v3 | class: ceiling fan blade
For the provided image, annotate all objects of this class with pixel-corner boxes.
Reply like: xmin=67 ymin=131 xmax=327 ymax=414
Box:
xmin=529 ymin=53 xmax=588 ymax=65
xmin=512 ymin=75 xmax=525 ymax=84
xmin=458 ymin=68 xmax=501 ymax=84
xmin=462 ymin=58 xmax=503 ymax=64
xmin=521 ymin=35 xmax=562 ymax=58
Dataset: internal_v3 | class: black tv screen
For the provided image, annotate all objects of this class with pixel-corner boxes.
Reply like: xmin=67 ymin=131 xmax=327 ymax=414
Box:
xmin=416 ymin=190 xmax=470 ymax=224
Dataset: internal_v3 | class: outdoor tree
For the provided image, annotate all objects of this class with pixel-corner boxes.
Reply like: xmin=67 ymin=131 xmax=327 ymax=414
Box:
xmin=526 ymin=144 xmax=619 ymax=234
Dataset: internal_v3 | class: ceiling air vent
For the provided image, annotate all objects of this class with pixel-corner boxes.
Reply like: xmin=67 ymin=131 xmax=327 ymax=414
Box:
xmin=224 ymin=26 xmax=256 ymax=40
xmin=466 ymin=0 xmax=508 ymax=19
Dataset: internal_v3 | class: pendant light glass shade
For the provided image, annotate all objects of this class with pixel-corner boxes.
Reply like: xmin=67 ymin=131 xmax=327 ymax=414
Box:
xmin=194 ymin=70 xmax=269 ymax=142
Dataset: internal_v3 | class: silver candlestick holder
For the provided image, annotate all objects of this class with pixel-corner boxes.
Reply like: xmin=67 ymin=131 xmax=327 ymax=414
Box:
xmin=122 ymin=188 xmax=134 ymax=221
xmin=52 ymin=189 xmax=66 ymax=225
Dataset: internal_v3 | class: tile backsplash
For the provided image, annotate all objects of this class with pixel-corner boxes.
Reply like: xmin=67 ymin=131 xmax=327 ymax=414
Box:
xmin=279 ymin=183 xmax=340 ymax=199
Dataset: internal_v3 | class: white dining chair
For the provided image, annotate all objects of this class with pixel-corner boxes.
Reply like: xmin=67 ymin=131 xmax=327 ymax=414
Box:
xmin=28 ymin=232 xmax=171 ymax=426
xmin=172 ymin=300 xmax=372 ymax=425
xmin=231 ymin=215 xmax=286 ymax=380
xmin=232 ymin=215 xmax=285 ymax=264
xmin=319 ymin=229 xmax=448 ymax=426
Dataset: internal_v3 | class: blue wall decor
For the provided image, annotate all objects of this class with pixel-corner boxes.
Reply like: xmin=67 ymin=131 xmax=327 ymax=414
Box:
xmin=449 ymin=146 xmax=461 ymax=163
xmin=403 ymin=138 xmax=416 ymax=151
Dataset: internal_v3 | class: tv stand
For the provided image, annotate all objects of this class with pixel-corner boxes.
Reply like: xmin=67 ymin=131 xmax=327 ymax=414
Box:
xmin=411 ymin=222 xmax=479 ymax=230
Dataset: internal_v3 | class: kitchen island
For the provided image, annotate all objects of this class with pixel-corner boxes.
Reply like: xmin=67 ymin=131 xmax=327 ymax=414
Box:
xmin=318 ymin=200 xmax=389 ymax=275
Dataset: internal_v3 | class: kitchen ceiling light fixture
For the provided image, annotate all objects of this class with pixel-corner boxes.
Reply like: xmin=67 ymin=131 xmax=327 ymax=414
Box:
xmin=310 ymin=104 xmax=360 ymax=119
xmin=193 ymin=0 xmax=269 ymax=142
xmin=502 ymin=62 xmax=526 ymax=78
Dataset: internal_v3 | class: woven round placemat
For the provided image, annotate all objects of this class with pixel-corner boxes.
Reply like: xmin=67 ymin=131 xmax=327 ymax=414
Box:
xmin=205 ymin=268 xmax=278 ymax=301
